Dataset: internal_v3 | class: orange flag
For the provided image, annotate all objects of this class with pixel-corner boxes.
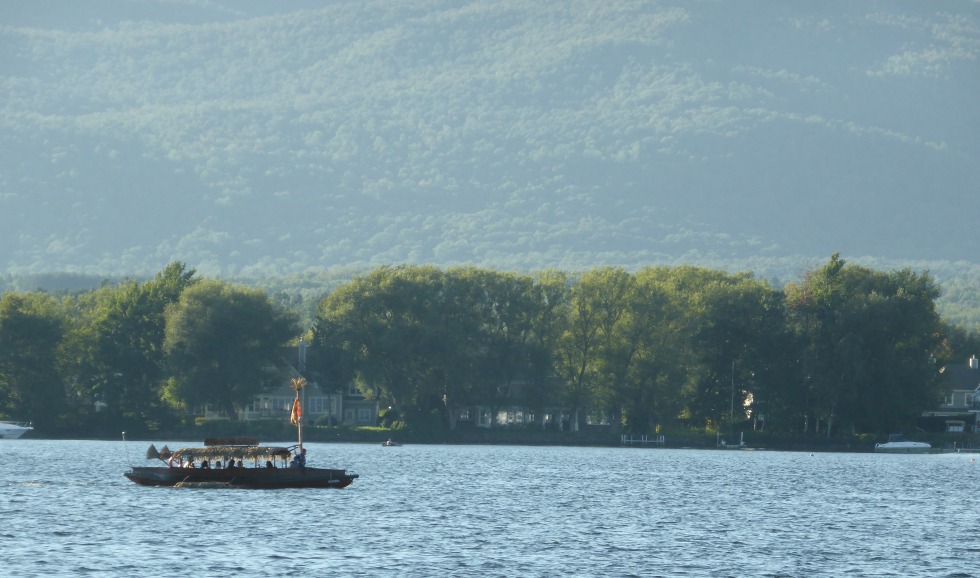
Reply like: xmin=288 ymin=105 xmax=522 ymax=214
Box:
xmin=290 ymin=396 xmax=302 ymax=426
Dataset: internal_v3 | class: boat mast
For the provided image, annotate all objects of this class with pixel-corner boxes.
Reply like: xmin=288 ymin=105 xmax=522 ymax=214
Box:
xmin=291 ymin=377 xmax=306 ymax=453
xmin=298 ymin=338 xmax=306 ymax=453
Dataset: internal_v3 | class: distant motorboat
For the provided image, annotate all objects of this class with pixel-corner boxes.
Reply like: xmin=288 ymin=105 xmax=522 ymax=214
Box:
xmin=0 ymin=421 xmax=33 ymax=439
xmin=875 ymin=434 xmax=932 ymax=454
xmin=382 ymin=439 xmax=401 ymax=447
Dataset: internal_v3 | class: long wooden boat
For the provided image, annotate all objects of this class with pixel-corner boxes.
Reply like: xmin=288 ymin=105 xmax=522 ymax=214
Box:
xmin=124 ymin=377 xmax=357 ymax=489
xmin=124 ymin=437 xmax=358 ymax=489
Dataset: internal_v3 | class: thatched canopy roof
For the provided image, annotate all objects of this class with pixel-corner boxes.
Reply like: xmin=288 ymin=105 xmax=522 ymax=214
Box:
xmin=145 ymin=443 xmax=292 ymax=462
xmin=174 ymin=446 xmax=291 ymax=461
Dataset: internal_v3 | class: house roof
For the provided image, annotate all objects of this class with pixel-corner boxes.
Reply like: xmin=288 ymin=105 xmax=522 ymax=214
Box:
xmin=942 ymin=357 xmax=980 ymax=392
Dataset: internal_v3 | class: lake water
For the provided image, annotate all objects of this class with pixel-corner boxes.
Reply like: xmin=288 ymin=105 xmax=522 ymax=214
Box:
xmin=1 ymin=440 xmax=977 ymax=577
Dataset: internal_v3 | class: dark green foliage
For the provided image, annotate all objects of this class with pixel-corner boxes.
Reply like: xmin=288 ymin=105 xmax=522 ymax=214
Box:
xmin=162 ymin=279 xmax=299 ymax=420
xmin=783 ymin=254 xmax=946 ymax=436
xmin=0 ymin=255 xmax=966 ymax=438
xmin=0 ymin=293 xmax=66 ymax=430
xmin=66 ymin=262 xmax=197 ymax=434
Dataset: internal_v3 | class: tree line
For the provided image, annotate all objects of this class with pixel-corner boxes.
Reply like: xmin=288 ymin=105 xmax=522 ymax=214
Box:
xmin=1 ymin=255 xmax=976 ymax=437
xmin=0 ymin=263 xmax=297 ymax=435
xmin=310 ymin=254 xmax=974 ymax=437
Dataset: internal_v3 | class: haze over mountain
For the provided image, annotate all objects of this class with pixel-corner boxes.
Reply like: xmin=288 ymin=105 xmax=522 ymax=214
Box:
xmin=1 ymin=1 xmax=977 ymax=282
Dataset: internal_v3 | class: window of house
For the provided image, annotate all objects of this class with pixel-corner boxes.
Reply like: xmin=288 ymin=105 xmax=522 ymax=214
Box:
xmin=357 ymin=408 xmax=372 ymax=422
xmin=344 ymin=409 xmax=354 ymax=422
xmin=942 ymin=395 xmax=954 ymax=406
xmin=458 ymin=409 xmax=470 ymax=421
xmin=348 ymin=382 xmax=360 ymax=396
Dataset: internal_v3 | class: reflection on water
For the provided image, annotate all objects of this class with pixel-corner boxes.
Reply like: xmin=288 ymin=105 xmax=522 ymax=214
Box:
xmin=1 ymin=440 xmax=977 ymax=577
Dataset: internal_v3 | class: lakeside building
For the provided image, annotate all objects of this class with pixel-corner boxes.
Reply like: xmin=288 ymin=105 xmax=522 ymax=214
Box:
xmin=921 ymin=355 xmax=980 ymax=433
xmin=197 ymin=341 xmax=380 ymax=427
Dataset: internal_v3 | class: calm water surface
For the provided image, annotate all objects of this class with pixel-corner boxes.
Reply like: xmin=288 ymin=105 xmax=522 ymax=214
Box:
xmin=1 ymin=440 xmax=977 ymax=577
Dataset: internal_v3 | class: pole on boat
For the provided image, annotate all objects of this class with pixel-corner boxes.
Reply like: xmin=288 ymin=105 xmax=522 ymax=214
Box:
xmin=290 ymin=377 xmax=306 ymax=454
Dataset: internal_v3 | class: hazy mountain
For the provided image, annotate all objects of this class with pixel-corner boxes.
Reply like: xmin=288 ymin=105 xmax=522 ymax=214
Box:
xmin=1 ymin=0 xmax=978 ymax=284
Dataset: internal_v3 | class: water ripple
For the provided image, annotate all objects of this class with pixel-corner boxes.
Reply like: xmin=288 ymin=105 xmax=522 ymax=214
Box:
xmin=1 ymin=441 xmax=978 ymax=576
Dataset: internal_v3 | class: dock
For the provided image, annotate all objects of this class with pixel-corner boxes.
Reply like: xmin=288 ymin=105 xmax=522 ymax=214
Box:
xmin=621 ymin=434 xmax=665 ymax=447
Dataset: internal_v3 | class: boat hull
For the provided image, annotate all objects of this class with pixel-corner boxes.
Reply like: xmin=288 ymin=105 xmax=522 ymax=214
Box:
xmin=124 ymin=466 xmax=357 ymax=489
xmin=874 ymin=443 xmax=933 ymax=454
xmin=0 ymin=423 xmax=32 ymax=439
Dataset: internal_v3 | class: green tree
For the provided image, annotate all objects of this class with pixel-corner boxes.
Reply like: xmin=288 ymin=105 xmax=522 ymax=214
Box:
xmin=0 ymin=292 xmax=67 ymax=431
xmin=523 ymin=269 xmax=570 ymax=429
xmin=451 ymin=267 xmax=540 ymax=427
xmin=608 ymin=267 xmax=691 ymax=434
xmin=312 ymin=266 xmax=448 ymax=427
xmin=67 ymin=262 xmax=196 ymax=432
xmin=785 ymin=253 xmax=945 ymax=436
xmin=162 ymin=280 xmax=298 ymax=419
xmin=586 ymin=267 xmax=635 ymax=431
xmin=553 ymin=267 xmax=630 ymax=431
xmin=683 ymin=271 xmax=789 ymax=432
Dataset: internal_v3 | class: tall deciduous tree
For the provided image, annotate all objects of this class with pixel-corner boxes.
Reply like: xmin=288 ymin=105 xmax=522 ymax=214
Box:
xmin=610 ymin=267 xmax=691 ymax=434
xmin=68 ymin=262 xmax=196 ymax=432
xmin=553 ymin=267 xmax=630 ymax=431
xmin=682 ymin=270 xmax=789 ymax=431
xmin=785 ymin=253 xmax=945 ymax=436
xmin=162 ymin=280 xmax=298 ymax=419
xmin=312 ymin=266 xmax=447 ymax=426
xmin=0 ymin=292 xmax=66 ymax=430
xmin=523 ymin=269 xmax=570 ymax=428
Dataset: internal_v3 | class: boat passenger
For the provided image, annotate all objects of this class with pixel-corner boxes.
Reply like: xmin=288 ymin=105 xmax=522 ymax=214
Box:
xmin=289 ymin=455 xmax=300 ymax=469
xmin=185 ymin=459 xmax=195 ymax=469
xmin=266 ymin=460 xmax=275 ymax=469
xmin=214 ymin=460 xmax=222 ymax=469
xmin=236 ymin=460 xmax=243 ymax=468
xmin=201 ymin=460 xmax=210 ymax=469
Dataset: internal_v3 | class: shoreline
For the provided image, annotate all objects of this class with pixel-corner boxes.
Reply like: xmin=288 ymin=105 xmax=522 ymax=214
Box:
xmin=18 ymin=427 xmax=980 ymax=455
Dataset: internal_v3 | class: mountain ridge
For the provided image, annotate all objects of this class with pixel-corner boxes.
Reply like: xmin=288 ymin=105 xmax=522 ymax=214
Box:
xmin=1 ymin=1 xmax=977 ymax=280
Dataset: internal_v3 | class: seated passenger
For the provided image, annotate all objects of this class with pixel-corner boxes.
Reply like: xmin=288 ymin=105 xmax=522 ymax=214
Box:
xmin=185 ymin=459 xmax=195 ymax=469
xmin=201 ymin=460 xmax=210 ymax=469
xmin=266 ymin=460 xmax=275 ymax=469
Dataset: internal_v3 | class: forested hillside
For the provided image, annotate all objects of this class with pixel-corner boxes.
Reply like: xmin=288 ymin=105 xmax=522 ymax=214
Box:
xmin=1 ymin=1 xmax=977 ymax=281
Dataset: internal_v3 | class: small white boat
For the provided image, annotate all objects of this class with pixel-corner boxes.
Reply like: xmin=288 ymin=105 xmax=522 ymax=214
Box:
xmin=875 ymin=434 xmax=931 ymax=454
xmin=0 ymin=421 xmax=33 ymax=439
